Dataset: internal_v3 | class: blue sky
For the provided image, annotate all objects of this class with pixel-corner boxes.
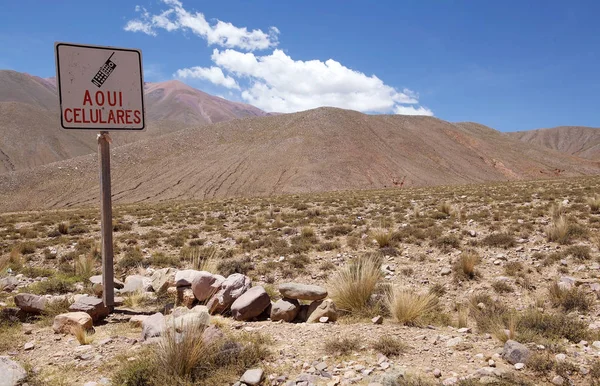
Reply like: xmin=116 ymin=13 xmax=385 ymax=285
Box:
xmin=1 ymin=0 xmax=599 ymax=131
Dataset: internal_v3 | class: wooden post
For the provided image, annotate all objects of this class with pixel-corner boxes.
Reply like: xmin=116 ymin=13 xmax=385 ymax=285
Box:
xmin=98 ymin=131 xmax=114 ymax=310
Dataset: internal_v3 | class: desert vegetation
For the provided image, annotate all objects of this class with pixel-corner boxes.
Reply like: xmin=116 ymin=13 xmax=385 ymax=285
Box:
xmin=1 ymin=176 xmax=600 ymax=385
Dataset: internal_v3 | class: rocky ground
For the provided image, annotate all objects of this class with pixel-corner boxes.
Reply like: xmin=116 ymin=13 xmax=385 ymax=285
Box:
xmin=1 ymin=176 xmax=600 ymax=385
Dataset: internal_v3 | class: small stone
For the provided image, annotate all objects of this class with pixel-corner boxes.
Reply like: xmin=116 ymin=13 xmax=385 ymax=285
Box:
xmin=240 ymin=368 xmax=264 ymax=385
xmin=457 ymin=327 xmax=471 ymax=333
xmin=555 ymin=353 xmax=566 ymax=361
xmin=433 ymin=368 xmax=442 ymax=378
xmin=488 ymin=360 xmax=496 ymax=367
xmin=552 ymin=375 xmax=564 ymax=385
xmin=442 ymin=377 xmax=458 ymax=385
xmin=592 ymin=341 xmax=600 ymax=349
xmin=514 ymin=363 xmax=525 ymax=370
xmin=502 ymin=340 xmax=530 ymax=364
xmin=23 ymin=341 xmax=35 ymax=350
xmin=372 ymin=316 xmax=383 ymax=325
xmin=319 ymin=316 xmax=329 ymax=323
xmin=440 ymin=267 xmax=452 ymax=276
xmin=446 ymin=337 xmax=463 ymax=347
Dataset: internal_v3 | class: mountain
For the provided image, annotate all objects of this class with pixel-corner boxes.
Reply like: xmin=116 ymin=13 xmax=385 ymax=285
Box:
xmin=1 ymin=107 xmax=598 ymax=212
xmin=0 ymin=70 xmax=268 ymax=173
xmin=507 ymin=126 xmax=600 ymax=160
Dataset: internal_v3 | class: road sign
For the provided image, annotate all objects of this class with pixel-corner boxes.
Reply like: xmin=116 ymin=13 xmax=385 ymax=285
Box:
xmin=55 ymin=42 xmax=145 ymax=131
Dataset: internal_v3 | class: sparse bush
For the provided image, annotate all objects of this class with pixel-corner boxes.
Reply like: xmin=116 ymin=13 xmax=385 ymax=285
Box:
xmin=326 ymin=224 xmax=353 ymax=237
xmin=504 ymin=261 xmax=524 ymax=276
xmin=565 ymin=245 xmax=591 ymax=260
xmin=217 ymin=256 xmax=252 ymax=276
xmin=588 ymin=195 xmax=600 ymax=214
xmin=75 ymin=255 xmax=95 ymax=281
xmin=118 ymin=247 xmax=145 ymax=270
xmin=386 ymin=288 xmax=438 ymax=326
xmin=548 ymin=282 xmax=592 ymax=312
xmin=328 ymin=255 xmax=382 ymax=315
xmin=371 ymin=229 xmax=393 ymax=248
xmin=287 ymin=254 xmax=310 ymax=269
xmin=150 ymin=252 xmax=180 ymax=268
xmin=526 ymin=352 xmax=555 ymax=373
xmin=481 ymin=233 xmax=516 ymax=249
xmin=429 ymin=283 xmax=446 ymax=297
xmin=438 ymin=202 xmax=454 ymax=216
xmin=546 ymin=216 xmax=588 ymax=244
xmin=371 ymin=336 xmax=407 ymax=357
xmin=432 ymin=235 xmax=460 ymax=252
xmin=492 ymin=280 xmax=514 ymax=294
xmin=28 ymin=274 xmax=78 ymax=295
xmin=453 ymin=251 xmax=479 ymax=280
xmin=324 ymin=336 xmax=361 ymax=356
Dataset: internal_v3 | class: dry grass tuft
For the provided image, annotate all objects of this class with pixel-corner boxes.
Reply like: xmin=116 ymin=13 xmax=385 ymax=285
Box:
xmin=71 ymin=324 xmax=94 ymax=345
xmin=328 ymin=255 xmax=383 ymax=315
xmin=548 ymin=282 xmax=592 ymax=312
xmin=371 ymin=336 xmax=408 ymax=357
xmin=453 ymin=251 xmax=479 ymax=280
xmin=370 ymin=228 xmax=393 ymax=248
xmin=324 ymin=336 xmax=361 ymax=356
xmin=75 ymin=255 xmax=95 ymax=281
xmin=588 ymin=195 xmax=600 ymax=214
xmin=546 ymin=215 xmax=569 ymax=244
xmin=386 ymin=288 xmax=438 ymax=326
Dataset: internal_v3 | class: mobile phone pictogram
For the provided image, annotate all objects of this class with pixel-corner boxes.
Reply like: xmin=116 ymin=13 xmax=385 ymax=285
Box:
xmin=91 ymin=52 xmax=117 ymax=88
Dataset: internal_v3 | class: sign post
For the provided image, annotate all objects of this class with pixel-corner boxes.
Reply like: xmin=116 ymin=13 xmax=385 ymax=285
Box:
xmin=55 ymin=42 xmax=145 ymax=310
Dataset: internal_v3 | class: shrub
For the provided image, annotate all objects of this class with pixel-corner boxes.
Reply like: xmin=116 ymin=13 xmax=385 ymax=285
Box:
xmin=546 ymin=216 xmax=588 ymax=244
xmin=326 ymin=224 xmax=353 ymax=237
xmin=526 ymin=352 xmax=555 ymax=373
xmin=28 ymin=275 xmax=78 ymax=294
xmin=438 ymin=202 xmax=454 ymax=216
xmin=453 ymin=251 xmax=479 ymax=280
xmin=217 ymin=257 xmax=252 ymax=276
xmin=371 ymin=336 xmax=407 ymax=357
xmin=75 ymin=255 xmax=95 ymax=281
xmin=149 ymin=252 xmax=180 ymax=268
xmin=317 ymin=241 xmax=341 ymax=251
xmin=548 ymin=283 xmax=592 ymax=312
xmin=118 ymin=247 xmax=145 ymax=270
xmin=504 ymin=261 xmax=524 ymax=276
xmin=432 ymin=235 xmax=460 ymax=252
xmin=287 ymin=254 xmax=310 ymax=269
xmin=371 ymin=229 xmax=393 ymax=248
xmin=481 ymin=233 xmax=516 ymax=249
xmin=492 ymin=281 xmax=513 ymax=294
xmin=324 ymin=336 xmax=361 ymax=356
xmin=565 ymin=245 xmax=591 ymax=260
xmin=517 ymin=308 xmax=590 ymax=343
xmin=386 ymin=288 xmax=438 ymax=326
xmin=328 ymin=255 xmax=383 ymax=315
xmin=588 ymin=195 xmax=600 ymax=214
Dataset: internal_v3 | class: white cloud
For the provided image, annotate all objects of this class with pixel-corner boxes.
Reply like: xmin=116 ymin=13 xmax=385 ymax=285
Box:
xmin=394 ymin=105 xmax=434 ymax=116
xmin=126 ymin=1 xmax=432 ymax=115
xmin=200 ymin=49 xmax=430 ymax=114
xmin=174 ymin=66 xmax=240 ymax=90
xmin=124 ymin=0 xmax=278 ymax=51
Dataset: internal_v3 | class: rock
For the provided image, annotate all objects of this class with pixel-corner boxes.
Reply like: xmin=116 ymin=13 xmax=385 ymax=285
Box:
xmin=141 ymin=312 xmax=165 ymax=340
xmin=440 ymin=267 xmax=452 ymax=276
xmin=191 ymin=271 xmax=224 ymax=301
xmin=279 ymin=283 xmax=327 ymax=301
xmin=202 ymin=325 xmax=225 ymax=345
xmin=240 ymin=368 xmax=264 ymax=385
xmin=433 ymin=368 xmax=442 ymax=378
xmin=89 ymin=275 xmax=124 ymax=289
xmin=372 ymin=316 xmax=383 ymax=325
xmin=446 ymin=337 xmax=463 ymax=347
xmin=121 ymin=275 xmax=152 ymax=294
xmin=150 ymin=268 xmax=176 ymax=293
xmin=206 ymin=274 xmax=251 ymax=314
xmin=0 ymin=276 xmax=19 ymax=292
xmin=231 ymin=286 xmax=271 ymax=321
xmin=271 ymin=298 xmax=300 ymax=322
xmin=175 ymin=270 xmax=204 ymax=287
xmin=129 ymin=315 xmax=148 ymax=328
xmin=174 ymin=310 xmax=210 ymax=332
xmin=442 ymin=377 xmax=458 ymax=385
xmin=555 ymin=353 xmax=566 ymax=361
xmin=593 ymin=341 xmax=600 ymax=349
xmin=457 ymin=327 xmax=471 ymax=333
xmin=502 ymin=340 xmax=530 ymax=365
xmin=0 ymin=356 xmax=27 ymax=386
xmin=52 ymin=312 xmax=93 ymax=334
xmin=69 ymin=296 xmax=110 ymax=322
xmin=306 ymin=299 xmax=338 ymax=323
xmin=514 ymin=363 xmax=525 ymax=370
xmin=14 ymin=293 xmax=46 ymax=314
xmin=178 ymin=287 xmax=196 ymax=308
xmin=552 ymin=375 xmax=564 ymax=385
xmin=23 ymin=341 xmax=34 ymax=350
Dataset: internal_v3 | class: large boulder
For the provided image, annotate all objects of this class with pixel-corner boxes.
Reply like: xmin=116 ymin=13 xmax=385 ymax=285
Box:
xmin=230 ymin=286 xmax=271 ymax=321
xmin=191 ymin=271 xmax=224 ymax=301
xmin=121 ymin=275 xmax=152 ymax=294
xmin=0 ymin=356 xmax=27 ymax=386
xmin=68 ymin=296 xmax=110 ymax=322
xmin=150 ymin=268 xmax=176 ymax=293
xmin=270 ymin=298 xmax=300 ymax=322
xmin=142 ymin=312 xmax=165 ymax=340
xmin=175 ymin=270 xmax=204 ymax=287
xmin=279 ymin=283 xmax=327 ymax=301
xmin=502 ymin=340 xmax=530 ymax=365
xmin=14 ymin=293 xmax=46 ymax=314
xmin=53 ymin=312 xmax=93 ymax=334
xmin=206 ymin=274 xmax=251 ymax=314
xmin=306 ymin=299 xmax=338 ymax=323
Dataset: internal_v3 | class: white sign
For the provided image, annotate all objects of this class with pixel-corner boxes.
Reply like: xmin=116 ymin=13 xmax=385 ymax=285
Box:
xmin=55 ymin=42 xmax=145 ymax=131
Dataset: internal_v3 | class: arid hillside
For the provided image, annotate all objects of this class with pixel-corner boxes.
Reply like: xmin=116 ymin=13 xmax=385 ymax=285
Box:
xmin=507 ymin=126 xmax=600 ymax=160
xmin=0 ymin=107 xmax=599 ymax=212
xmin=0 ymin=70 xmax=268 ymax=173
